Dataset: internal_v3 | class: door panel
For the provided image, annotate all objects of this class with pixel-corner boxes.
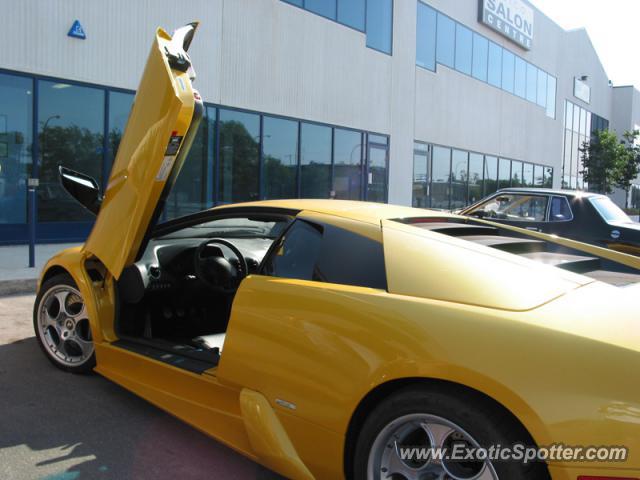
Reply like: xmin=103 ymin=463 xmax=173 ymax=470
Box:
xmin=84 ymin=26 xmax=201 ymax=278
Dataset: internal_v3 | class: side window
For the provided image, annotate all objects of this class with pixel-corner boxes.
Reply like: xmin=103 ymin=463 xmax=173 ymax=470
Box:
xmin=263 ymin=219 xmax=387 ymax=290
xmin=469 ymin=194 xmax=548 ymax=221
xmin=549 ymin=196 xmax=573 ymax=221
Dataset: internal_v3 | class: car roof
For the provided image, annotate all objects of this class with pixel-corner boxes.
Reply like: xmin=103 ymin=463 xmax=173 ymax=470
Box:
xmin=496 ymin=188 xmax=604 ymax=198
xmin=213 ymin=199 xmax=456 ymax=224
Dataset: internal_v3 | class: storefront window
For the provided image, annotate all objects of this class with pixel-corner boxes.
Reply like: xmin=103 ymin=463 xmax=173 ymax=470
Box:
xmin=413 ymin=142 xmax=429 ymax=208
xmin=0 ymin=73 xmax=33 ymax=225
xmin=498 ymin=158 xmax=511 ymax=190
xmin=468 ymin=153 xmax=484 ymax=204
xmin=106 ymin=91 xmax=134 ymax=178
xmin=511 ymin=160 xmax=523 ymax=187
xmin=218 ymin=109 xmax=260 ymax=203
xmin=431 ymin=146 xmax=451 ymax=209
xmin=300 ymin=123 xmax=332 ymax=198
xmin=38 ymin=81 xmax=104 ymax=222
xmin=484 ymin=155 xmax=498 ymax=195
xmin=366 ymin=135 xmax=388 ymax=203
xmin=263 ymin=116 xmax=298 ymax=199
xmin=451 ymin=149 xmax=468 ymax=208
xmin=333 ymin=128 xmax=363 ymax=200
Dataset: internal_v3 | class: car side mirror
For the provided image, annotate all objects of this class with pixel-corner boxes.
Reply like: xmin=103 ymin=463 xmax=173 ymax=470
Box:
xmin=59 ymin=166 xmax=103 ymax=215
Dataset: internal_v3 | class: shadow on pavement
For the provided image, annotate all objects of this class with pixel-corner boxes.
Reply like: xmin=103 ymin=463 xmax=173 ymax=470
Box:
xmin=0 ymin=337 xmax=284 ymax=480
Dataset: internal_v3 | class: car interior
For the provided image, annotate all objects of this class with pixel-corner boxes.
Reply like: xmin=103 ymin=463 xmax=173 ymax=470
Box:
xmin=113 ymin=212 xmax=294 ymax=372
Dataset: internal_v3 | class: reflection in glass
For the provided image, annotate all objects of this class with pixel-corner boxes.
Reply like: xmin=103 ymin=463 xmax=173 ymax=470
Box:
xmin=301 ymin=123 xmax=331 ymax=198
xmin=514 ymin=56 xmax=527 ymax=98
xmin=366 ymin=0 xmax=393 ymax=54
xmin=537 ymin=69 xmax=547 ymax=108
xmin=468 ymin=153 xmax=484 ymax=204
xmin=498 ymin=158 xmax=511 ymax=190
xmin=526 ymin=63 xmax=537 ymax=103
xmin=263 ymin=116 xmax=298 ymax=199
xmin=511 ymin=160 xmax=523 ymax=187
xmin=544 ymin=167 xmax=553 ymax=188
xmin=367 ymin=143 xmax=388 ymax=203
xmin=451 ymin=149 xmax=468 ymax=208
xmin=454 ymin=24 xmax=472 ymax=75
xmin=484 ymin=155 xmax=498 ymax=195
xmin=546 ymin=75 xmax=557 ymax=118
xmin=38 ymin=81 xmax=104 ymax=222
xmin=413 ymin=142 xmax=429 ymax=208
xmin=436 ymin=13 xmax=455 ymax=68
xmin=166 ymin=113 xmax=210 ymax=219
xmin=338 ymin=0 xmax=365 ymax=31
xmin=416 ymin=2 xmax=437 ymax=71
xmin=305 ymin=0 xmax=336 ymax=19
xmin=333 ymin=129 xmax=362 ymax=200
xmin=523 ymin=163 xmax=534 ymax=187
xmin=488 ymin=42 xmax=502 ymax=87
xmin=502 ymin=50 xmax=515 ymax=94
xmin=431 ymin=146 xmax=451 ymax=209
xmin=472 ymin=33 xmax=488 ymax=82
xmin=0 ymin=73 xmax=32 ymax=224
xmin=534 ymin=164 xmax=544 ymax=186
xmin=107 ymin=91 xmax=134 ymax=177
xmin=218 ymin=109 xmax=259 ymax=203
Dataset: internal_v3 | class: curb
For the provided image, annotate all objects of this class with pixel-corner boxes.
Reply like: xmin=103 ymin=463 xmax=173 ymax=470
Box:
xmin=0 ymin=279 xmax=37 ymax=297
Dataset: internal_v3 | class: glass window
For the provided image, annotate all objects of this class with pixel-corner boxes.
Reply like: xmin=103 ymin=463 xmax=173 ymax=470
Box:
xmin=38 ymin=81 xmax=104 ymax=222
xmin=367 ymin=142 xmax=388 ymax=203
xmin=550 ymin=196 xmax=573 ymax=221
xmin=263 ymin=116 xmax=298 ymax=200
xmin=300 ymin=122 xmax=332 ymax=198
xmin=416 ymin=2 xmax=437 ymax=71
xmin=573 ymin=103 xmax=581 ymax=132
xmin=487 ymin=42 xmax=502 ymax=88
xmin=263 ymin=220 xmax=322 ymax=281
xmin=0 ymin=73 xmax=32 ymax=225
xmin=498 ymin=158 xmax=511 ymax=189
xmin=589 ymin=197 xmax=631 ymax=223
xmin=165 ymin=115 xmax=209 ymax=219
xmin=565 ymin=101 xmax=573 ymax=130
xmin=534 ymin=164 xmax=544 ymax=187
xmin=313 ymin=222 xmax=387 ymax=289
xmin=544 ymin=166 xmax=553 ymax=188
xmin=413 ymin=142 xmax=429 ymax=208
xmin=537 ymin=69 xmax=547 ymax=108
xmin=522 ymin=163 xmax=534 ymax=187
xmin=431 ymin=146 xmax=451 ymax=209
xmin=526 ymin=63 xmax=537 ymax=103
xmin=107 ymin=91 xmax=134 ymax=177
xmin=436 ymin=13 xmax=455 ymax=68
xmin=451 ymin=149 xmax=468 ymax=208
xmin=283 ymin=0 xmax=303 ymax=6
xmin=368 ymin=133 xmax=389 ymax=145
xmin=338 ymin=0 xmax=365 ymax=30
xmin=501 ymin=50 xmax=515 ymax=94
xmin=469 ymin=193 xmax=548 ymax=222
xmin=454 ymin=24 xmax=473 ymax=75
xmin=514 ymin=56 xmax=527 ymax=98
xmin=218 ymin=109 xmax=260 ymax=203
xmin=333 ymin=128 xmax=363 ymax=200
xmin=471 ymin=33 xmax=488 ymax=82
xmin=546 ymin=75 xmax=556 ymax=118
xmin=511 ymin=160 xmax=523 ymax=187
xmin=366 ymin=0 xmax=393 ymax=54
xmin=305 ymin=0 xmax=336 ymax=20
xmin=468 ymin=153 xmax=484 ymax=204
xmin=484 ymin=155 xmax=498 ymax=195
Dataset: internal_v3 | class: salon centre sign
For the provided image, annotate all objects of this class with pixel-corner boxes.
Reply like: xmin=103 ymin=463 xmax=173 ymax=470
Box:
xmin=480 ymin=0 xmax=534 ymax=50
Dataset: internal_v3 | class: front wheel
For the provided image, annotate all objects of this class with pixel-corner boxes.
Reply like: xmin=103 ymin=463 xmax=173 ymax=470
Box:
xmin=33 ymin=273 xmax=96 ymax=373
xmin=353 ymin=385 xmax=550 ymax=480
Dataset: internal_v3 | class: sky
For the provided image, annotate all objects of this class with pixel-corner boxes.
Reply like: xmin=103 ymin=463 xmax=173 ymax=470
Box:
xmin=529 ymin=0 xmax=640 ymax=87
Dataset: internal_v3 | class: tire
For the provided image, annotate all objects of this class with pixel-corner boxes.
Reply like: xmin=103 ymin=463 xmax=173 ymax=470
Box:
xmin=33 ymin=272 xmax=96 ymax=374
xmin=352 ymin=384 xmax=550 ymax=480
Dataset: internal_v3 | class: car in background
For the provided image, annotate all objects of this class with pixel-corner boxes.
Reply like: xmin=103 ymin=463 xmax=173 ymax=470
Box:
xmin=461 ymin=188 xmax=640 ymax=256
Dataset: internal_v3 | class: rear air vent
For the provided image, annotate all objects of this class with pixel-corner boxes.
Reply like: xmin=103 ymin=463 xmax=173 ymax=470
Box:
xmin=398 ymin=218 xmax=640 ymax=286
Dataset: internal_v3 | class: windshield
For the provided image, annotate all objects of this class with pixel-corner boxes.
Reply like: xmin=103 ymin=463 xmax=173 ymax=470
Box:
xmin=589 ymin=197 xmax=631 ymax=223
xmin=466 ymin=194 xmax=548 ymax=221
xmin=158 ymin=215 xmax=292 ymax=240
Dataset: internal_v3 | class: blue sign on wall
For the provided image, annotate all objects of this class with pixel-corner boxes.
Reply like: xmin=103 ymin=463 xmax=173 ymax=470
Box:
xmin=68 ymin=20 xmax=86 ymax=39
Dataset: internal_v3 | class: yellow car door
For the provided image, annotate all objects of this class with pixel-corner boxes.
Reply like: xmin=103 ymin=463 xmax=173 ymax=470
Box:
xmin=84 ymin=23 xmax=203 ymax=279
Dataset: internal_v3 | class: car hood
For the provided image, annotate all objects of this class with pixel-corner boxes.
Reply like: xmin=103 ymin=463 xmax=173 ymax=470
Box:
xmin=608 ymin=220 xmax=640 ymax=233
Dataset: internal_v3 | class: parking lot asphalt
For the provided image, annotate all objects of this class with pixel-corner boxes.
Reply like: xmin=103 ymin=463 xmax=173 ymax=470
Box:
xmin=0 ymin=294 xmax=283 ymax=480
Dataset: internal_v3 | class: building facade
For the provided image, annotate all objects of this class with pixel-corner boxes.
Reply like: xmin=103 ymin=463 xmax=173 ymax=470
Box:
xmin=0 ymin=0 xmax=638 ymax=244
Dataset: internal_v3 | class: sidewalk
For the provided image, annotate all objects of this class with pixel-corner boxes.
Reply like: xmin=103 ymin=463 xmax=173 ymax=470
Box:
xmin=0 ymin=244 xmax=79 ymax=296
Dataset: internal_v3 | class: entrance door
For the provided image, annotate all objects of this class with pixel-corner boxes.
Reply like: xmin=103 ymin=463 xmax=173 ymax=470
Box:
xmin=366 ymin=134 xmax=389 ymax=203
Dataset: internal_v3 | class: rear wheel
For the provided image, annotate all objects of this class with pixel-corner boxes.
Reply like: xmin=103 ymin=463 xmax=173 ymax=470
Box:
xmin=353 ymin=385 xmax=550 ymax=480
xmin=33 ymin=273 xmax=96 ymax=373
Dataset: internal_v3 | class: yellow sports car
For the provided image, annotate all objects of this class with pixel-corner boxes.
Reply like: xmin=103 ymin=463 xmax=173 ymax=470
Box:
xmin=34 ymin=24 xmax=640 ymax=480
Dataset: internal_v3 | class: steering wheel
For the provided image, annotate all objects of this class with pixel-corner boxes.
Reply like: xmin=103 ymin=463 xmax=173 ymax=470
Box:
xmin=193 ymin=238 xmax=248 ymax=294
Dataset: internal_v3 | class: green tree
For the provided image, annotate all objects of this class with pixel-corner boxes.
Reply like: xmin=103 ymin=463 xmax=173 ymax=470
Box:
xmin=580 ymin=129 xmax=640 ymax=198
